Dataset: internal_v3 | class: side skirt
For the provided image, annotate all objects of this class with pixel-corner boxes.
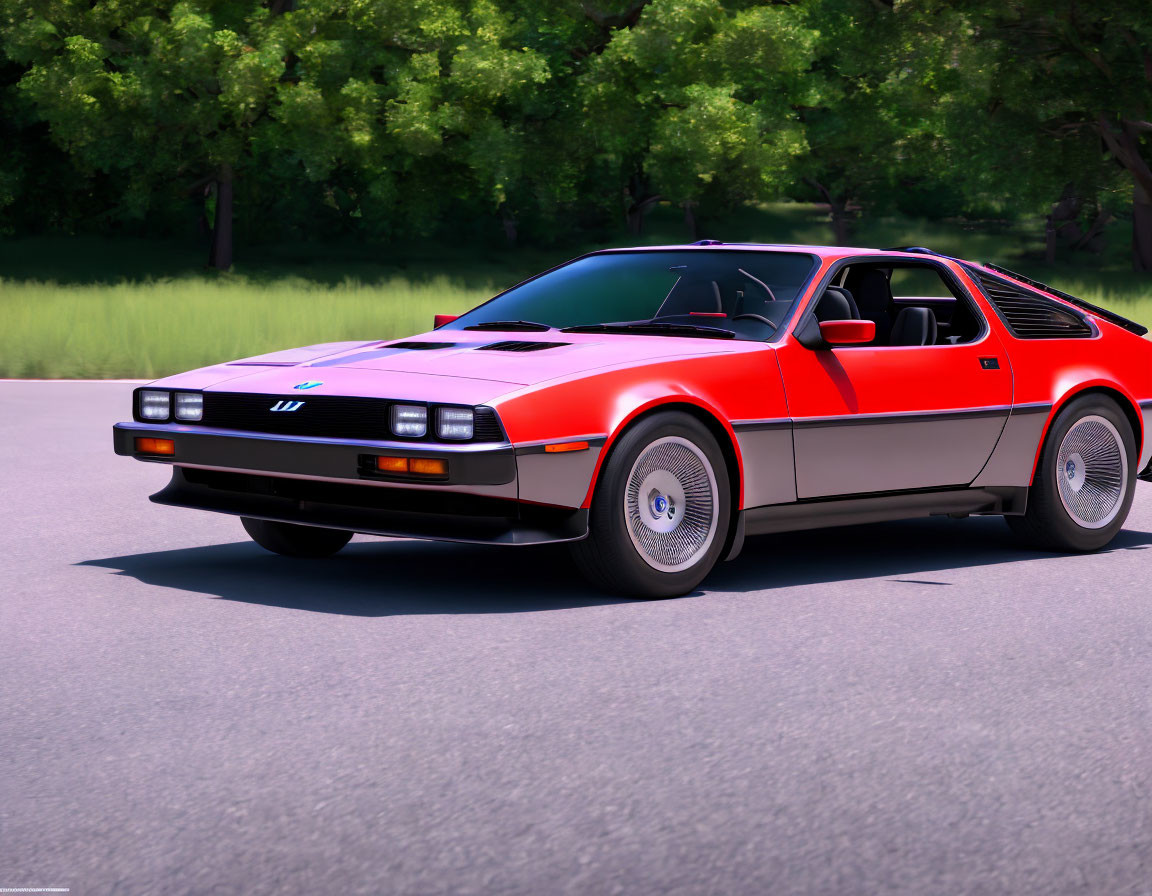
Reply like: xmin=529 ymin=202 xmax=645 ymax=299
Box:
xmin=739 ymin=485 xmax=1028 ymax=540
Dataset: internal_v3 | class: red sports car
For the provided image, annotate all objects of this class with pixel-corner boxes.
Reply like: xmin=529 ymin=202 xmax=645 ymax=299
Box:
xmin=114 ymin=244 xmax=1152 ymax=597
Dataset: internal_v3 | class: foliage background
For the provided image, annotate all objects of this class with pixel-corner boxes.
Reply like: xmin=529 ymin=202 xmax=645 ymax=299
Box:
xmin=1 ymin=0 xmax=1150 ymax=377
xmin=2 ymin=0 xmax=1150 ymax=268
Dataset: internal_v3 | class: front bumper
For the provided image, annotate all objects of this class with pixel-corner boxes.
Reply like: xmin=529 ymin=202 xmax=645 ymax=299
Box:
xmin=113 ymin=423 xmax=588 ymax=545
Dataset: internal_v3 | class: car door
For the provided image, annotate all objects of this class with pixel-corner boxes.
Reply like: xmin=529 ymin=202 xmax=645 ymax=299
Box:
xmin=774 ymin=258 xmax=1012 ymax=499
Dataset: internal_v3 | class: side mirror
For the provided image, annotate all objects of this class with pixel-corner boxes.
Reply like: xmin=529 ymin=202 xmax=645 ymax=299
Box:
xmin=818 ymin=319 xmax=875 ymax=346
xmin=433 ymin=314 xmax=459 ymax=329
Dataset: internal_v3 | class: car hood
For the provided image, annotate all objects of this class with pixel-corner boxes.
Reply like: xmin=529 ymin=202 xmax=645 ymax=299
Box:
xmin=311 ymin=331 xmax=741 ymax=385
xmin=151 ymin=332 xmax=745 ymax=404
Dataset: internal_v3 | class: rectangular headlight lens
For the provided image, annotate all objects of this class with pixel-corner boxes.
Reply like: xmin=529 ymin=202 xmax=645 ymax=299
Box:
xmin=437 ymin=407 xmax=474 ymax=440
xmin=174 ymin=392 xmax=203 ymax=421
xmin=139 ymin=390 xmax=170 ymax=420
xmin=391 ymin=404 xmax=427 ymax=437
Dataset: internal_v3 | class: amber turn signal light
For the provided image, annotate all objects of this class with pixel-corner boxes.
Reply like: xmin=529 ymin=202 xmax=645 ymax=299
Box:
xmin=410 ymin=458 xmax=448 ymax=476
xmin=135 ymin=437 xmax=175 ymax=456
xmin=544 ymin=441 xmax=589 ymax=453
xmin=375 ymin=456 xmax=448 ymax=477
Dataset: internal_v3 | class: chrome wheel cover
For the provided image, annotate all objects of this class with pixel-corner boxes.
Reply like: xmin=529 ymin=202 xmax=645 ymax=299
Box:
xmin=1056 ymin=415 xmax=1127 ymax=529
xmin=624 ymin=436 xmax=719 ymax=572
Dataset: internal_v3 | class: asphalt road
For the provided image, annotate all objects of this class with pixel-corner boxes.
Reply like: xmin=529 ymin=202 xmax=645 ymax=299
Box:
xmin=2 ymin=381 xmax=1151 ymax=896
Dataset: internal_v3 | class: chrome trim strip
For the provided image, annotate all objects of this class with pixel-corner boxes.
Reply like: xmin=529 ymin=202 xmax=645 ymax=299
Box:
xmin=793 ymin=404 xmax=1012 ymax=429
xmin=1009 ymin=401 xmax=1054 ymax=414
xmin=514 ymin=435 xmax=608 ymax=455
xmin=731 ymin=418 xmax=792 ymax=432
xmin=118 ymin=422 xmax=511 ymax=454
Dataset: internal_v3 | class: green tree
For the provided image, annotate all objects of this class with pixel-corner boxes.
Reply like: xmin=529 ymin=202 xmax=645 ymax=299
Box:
xmin=580 ymin=0 xmax=813 ymax=238
xmin=794 ymin=0 xmax=977 ymax=244
xmin=938 ymin=0 xmax=1152 ymax=271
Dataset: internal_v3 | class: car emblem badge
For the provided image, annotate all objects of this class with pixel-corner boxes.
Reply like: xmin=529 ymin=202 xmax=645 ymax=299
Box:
xmin=294 ymin=381 xmax=323 ymax=390
xmin=270 ymin=400 xmax=305 ymax=412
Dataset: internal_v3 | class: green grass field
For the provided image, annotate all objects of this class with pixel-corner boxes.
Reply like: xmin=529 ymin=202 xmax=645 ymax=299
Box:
xmin=2 ymin=206 xmax=1150 ymax=379
xmin=0 ymin=277 xmax=496 ymax=379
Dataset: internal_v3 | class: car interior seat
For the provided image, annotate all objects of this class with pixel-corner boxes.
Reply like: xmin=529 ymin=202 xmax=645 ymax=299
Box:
xmin=814 ymin=285 xmax=860 ymax=322
xmin=847 ymin=269 xmax=894 ymax=344
xmin=889 ymin=306 xmax=938 ymax=346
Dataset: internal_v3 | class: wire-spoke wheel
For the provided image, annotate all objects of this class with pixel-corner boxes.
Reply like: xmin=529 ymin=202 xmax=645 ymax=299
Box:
xmin=1007 ymin=395 xmax=1136 ymax=552
xmin=623 ymin=436 xmax=719 ymax=572
xmin=570 ymin=412 xmax=731 ymax=598
xmin=1055 ymin=415 xmax=1127 ymax=529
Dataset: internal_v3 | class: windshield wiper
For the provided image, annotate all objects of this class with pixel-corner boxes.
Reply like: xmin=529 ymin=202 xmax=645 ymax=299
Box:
xmin=561 ymin=322 xmax=736 ymax=339
xmin=463 ymin=320 xmax=553 ymax=332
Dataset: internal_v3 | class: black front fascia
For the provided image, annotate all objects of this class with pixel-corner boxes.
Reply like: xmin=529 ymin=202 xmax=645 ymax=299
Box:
xmin=153 ymin=468 xmax=588 ymax=546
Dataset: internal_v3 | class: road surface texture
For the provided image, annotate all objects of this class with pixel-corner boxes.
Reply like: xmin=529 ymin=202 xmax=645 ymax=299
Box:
xmin=2 ymin=381 xmax=1150 ymax=896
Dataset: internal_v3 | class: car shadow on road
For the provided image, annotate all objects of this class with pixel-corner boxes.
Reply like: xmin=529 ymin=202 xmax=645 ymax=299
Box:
xmin=79 ymin=539 xmax=638 ymax=616
xmin=717 ymin=515 xmax=1152 ymax=591
xmin=78 ymin=515 xmax=1152 ymax=616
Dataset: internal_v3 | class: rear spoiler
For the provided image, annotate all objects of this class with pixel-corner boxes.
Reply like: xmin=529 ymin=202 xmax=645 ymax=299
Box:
xmin=980 ymin=263 xmax=1148 ymax=337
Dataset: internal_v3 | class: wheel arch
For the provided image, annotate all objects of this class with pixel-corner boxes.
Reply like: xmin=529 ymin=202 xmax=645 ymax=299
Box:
xmin=581 ymin=399 xmax=744 ymax=528
xmin=1030 ymin=383 xmax=1143 ymax=483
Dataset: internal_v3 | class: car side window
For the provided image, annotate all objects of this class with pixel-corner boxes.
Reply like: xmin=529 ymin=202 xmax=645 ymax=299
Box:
xmin=831 ymin=261 xmax=985 ymax=347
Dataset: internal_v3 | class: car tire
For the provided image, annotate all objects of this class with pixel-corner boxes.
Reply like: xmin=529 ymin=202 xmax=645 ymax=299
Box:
xmin=570 ymin=411 xmax=731 ymax=598
xmin=1007 ymin=394 xmax=1137 ymax=552
xmin=241 ymin=517 xmax=354 ymax=558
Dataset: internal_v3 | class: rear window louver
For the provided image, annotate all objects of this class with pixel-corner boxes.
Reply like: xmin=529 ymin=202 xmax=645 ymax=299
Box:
xmin=476 ymin=341 xmax=571 ymax=352
xmin=386 ymin=341 xmax=457 ymax=350
xmin=972 ymin=272 xmax=1094 ymax=339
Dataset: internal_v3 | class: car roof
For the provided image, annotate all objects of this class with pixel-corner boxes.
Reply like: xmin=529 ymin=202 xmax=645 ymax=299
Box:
xmin=594 ymin=244 xmax=949 ymax=262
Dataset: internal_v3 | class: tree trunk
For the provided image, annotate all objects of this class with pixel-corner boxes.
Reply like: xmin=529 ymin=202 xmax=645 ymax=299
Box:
xmin=682 ymin=200 xmax=698 ymax=241
xmin=1045 ymin=215 xmax=1057 ymax=264
xmin=1094 ymin=116 xmax=1152 ymax=272
xmin=208 ymin=164 xmax=233 ymax=271
xmin=500 ymin=204 xmax=518 ymax=247
xmin=804 ymin=177 xmax=854 ymax=245
xmin=1135 ymin=186 xmax=1152 ymax=273
xmin=625 ymin=173 xmax=660 ymax=235
xmin=829 ymin=199 xmax=852 ymax=246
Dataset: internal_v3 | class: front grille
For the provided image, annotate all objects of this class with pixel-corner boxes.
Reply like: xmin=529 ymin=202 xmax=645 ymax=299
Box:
xmin=193 ymin=392 xmax=505 ymax=443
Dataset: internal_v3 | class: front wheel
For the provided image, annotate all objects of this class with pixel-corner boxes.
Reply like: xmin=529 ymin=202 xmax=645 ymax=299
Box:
xmin=570 ymin=412 xmax=731 ymax=598
xmin=241 ymin=517 xmax=353 ymax=558
xmin=1007 ymin=395 xmax=1136 ymax=551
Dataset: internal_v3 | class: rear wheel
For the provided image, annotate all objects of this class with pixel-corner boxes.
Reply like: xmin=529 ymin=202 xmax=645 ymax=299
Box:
xmin=1007 ymin=395 xmax=1136 ymax=551
xmin=241 ymin=517 xmax=353 ymax=558
xmin=570 ymin=412 xmax=731 ymax=598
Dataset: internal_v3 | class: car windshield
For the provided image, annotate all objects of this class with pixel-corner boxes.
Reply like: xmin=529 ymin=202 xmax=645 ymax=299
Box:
xmin=442 ymin=250 xmax=820 ymax=341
